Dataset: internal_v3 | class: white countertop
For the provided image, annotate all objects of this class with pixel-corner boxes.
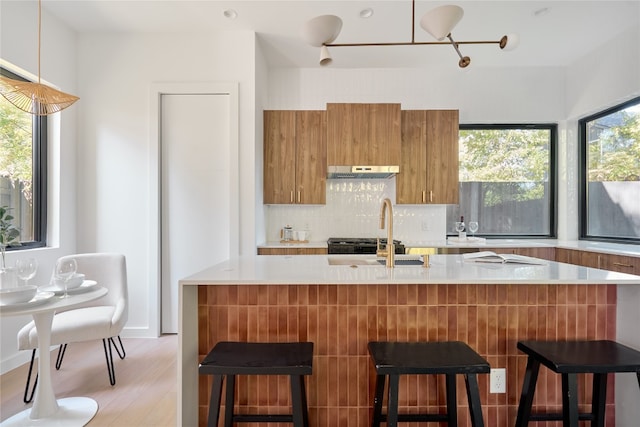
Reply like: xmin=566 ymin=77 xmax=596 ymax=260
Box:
xmin=257 ymin=239 xmax=640 ymax=256
xmin=180 ymin=254 xmax=640 ymax=286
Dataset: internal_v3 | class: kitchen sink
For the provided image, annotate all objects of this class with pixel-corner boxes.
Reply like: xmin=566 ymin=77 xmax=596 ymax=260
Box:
xmin=377 ymin=259 xmax=424 ymax=266
xmin=327 ymin=257 xmax=380 ymax=266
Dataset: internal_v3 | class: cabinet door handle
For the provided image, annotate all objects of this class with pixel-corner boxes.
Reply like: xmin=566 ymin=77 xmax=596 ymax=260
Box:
xmin=297 ymin=191 xmax=301 ymax=203
xmin=290 ymin=191 xmax=294 ymax=203
xmin=613 ymin=262 xmax=634 ymax=268
xmin=597 ymin=255 xmax=601 ymax=269
xmin=430 ymin=190 xmax=433 ymax=203
xmin=422 ymin=191 xmax=426 ymax=203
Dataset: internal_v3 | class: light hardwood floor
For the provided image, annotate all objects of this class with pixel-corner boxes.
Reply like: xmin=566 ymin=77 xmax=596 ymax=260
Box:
xmin=0 ymin=335 xmax=178 ymax=426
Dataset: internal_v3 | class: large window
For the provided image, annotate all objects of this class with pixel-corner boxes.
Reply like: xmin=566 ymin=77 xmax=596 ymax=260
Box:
xmin=579 ymin=97 xmax=640 ymax=243
xmin=0 ymin=67 xmax=47 ymax=250
xmin=447 ymin=124 xmax=556 ymax=237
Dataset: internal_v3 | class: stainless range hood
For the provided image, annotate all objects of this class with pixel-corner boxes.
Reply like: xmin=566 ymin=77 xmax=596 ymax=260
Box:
xmin=327 ymin=165 xmax=399 ymax=179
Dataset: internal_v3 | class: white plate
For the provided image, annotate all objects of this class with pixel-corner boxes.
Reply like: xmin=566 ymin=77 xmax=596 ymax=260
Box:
xmin=40 ymin=280 xmax=98 ymax=295
xmin=0 ymin=291 xmax=55 ymax=309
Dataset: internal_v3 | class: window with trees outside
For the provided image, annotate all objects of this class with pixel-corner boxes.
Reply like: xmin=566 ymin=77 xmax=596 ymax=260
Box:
xmin=0 ymin=67 xmax=47 ymax=251
xmin=447 ymin=124 xmax=556 ymax=237
xmin=579 ymin=97 xmax=640 ymax=243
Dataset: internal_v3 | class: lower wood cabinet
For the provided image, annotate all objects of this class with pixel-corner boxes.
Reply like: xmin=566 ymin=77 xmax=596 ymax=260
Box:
xmin=556 ymin=247 xmax=639 ymax=274
xmin=257 ymin=247 xmax=328 ymax=255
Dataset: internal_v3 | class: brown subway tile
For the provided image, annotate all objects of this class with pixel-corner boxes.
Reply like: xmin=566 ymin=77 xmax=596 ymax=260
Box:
xmin=197 ymin=283 xmax=616 ymax=426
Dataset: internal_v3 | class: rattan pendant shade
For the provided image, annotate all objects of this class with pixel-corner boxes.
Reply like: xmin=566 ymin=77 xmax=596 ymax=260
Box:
xmin=0 ymin=0 xmax=79 ymax=115
xmin=0 ymin=77 xmax=79 ymax=115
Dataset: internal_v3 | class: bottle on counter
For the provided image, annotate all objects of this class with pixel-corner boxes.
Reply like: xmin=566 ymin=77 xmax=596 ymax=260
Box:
xmin=457 ymin=216 xmax=467 ymax=240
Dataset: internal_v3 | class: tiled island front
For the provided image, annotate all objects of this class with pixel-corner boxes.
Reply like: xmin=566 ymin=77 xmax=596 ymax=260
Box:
xmin=178 ymin=255 xmax=640 ymax=427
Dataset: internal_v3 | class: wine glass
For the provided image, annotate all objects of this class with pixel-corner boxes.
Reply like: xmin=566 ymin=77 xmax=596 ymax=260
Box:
xmin=55 ymin=258 xmax=77 ymax=298
xmin=16 ymin=258 xmax=38 ymax=286
xmin=455 ymin=221 xmax=465 ymax=234
xmin=468 ymin=221 xmax=479 ymax=239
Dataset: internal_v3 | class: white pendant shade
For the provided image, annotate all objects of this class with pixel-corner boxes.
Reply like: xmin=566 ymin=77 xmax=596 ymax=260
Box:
xmin=420 ymin=5 xmax=464 ymax=41
xmin=301 ymin=14 xmax=343 ymax=47
xmin=319 ymin=45 xmax=332 ymax=66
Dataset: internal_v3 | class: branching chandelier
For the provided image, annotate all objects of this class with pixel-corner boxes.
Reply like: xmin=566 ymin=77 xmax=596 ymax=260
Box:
xmin=302 ymin=1 xmax=518 ymax=68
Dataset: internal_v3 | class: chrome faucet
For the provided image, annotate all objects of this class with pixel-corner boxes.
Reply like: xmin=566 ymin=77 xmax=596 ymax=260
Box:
xmin=376 ymin=198 xmax=395 ymax=268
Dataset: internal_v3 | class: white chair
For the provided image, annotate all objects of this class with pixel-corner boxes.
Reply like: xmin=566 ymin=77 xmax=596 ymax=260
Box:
xmin=17 ymin=253 xmax=128 ymax=403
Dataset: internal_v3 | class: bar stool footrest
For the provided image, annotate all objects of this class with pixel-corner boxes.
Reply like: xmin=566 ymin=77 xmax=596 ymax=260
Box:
xmin=529 ymin=413 xmax=594 ymax=422
xmin=233 ymin=414 xmax=294 ymax=423
xmin=379 ymin=413 xmax=449 ymax=422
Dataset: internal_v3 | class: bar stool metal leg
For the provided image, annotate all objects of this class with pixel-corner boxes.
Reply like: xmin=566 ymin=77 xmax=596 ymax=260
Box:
xmin=224 ymin=374 xmax=235 ymax=427
xmin=515 ymin=356 xmax=541 ymax=427
xmin=207 ymin=375 xmax=224 ymax=427
xmin=561 ymin=373 xmax=579 ymax=427
xmin=372 ymin=374 xmax=385 ymax=427
xmin=465 ymin=373 xmax=485 ymax=427
xmin=445 ymin=374 xmax=458 ymax=426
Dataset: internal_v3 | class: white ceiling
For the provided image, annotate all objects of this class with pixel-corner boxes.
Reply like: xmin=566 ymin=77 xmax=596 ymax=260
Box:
xmin=38 ymin=0 xmax=640 ymax=69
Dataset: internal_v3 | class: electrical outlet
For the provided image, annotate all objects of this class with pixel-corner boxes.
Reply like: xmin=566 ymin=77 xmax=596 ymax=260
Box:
xmin=490 ymin=368 xmax=506 ymax=393
xmin=421 ymin=221 xmax=429 ymax=231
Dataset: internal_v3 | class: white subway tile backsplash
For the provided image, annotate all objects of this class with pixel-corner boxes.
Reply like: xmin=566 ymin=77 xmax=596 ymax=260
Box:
xmin=265 ymin=178 xmax=448 ymax=243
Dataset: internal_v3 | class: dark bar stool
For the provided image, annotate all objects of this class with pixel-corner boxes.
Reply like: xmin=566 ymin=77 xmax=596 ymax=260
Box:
xmin=368 ymin=341 xmax=491 ymax=427
xmin=515 ymin=340 xmax=640 ymax=427
xmin=199 ymin=341 xmax=313 ymax=427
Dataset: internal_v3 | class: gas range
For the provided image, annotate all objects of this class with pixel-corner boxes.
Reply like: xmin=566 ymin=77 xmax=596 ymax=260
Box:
xmin=327 ymin=237 xmax=405 ymax=255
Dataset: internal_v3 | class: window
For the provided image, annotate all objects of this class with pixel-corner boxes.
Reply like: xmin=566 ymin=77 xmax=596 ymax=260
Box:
xmin=447 ymin=124 xmax=556 ymax=237
xmin=579 ymin=97 xmax=640 ymax=243
xmin=0 ymin=67 xmax=47 ymax=250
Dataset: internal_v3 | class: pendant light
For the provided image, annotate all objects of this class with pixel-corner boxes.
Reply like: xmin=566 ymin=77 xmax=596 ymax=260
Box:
xmin=302 ymin=1 xmax=518 ymax=68
xmin=0 ymin=0 xmax=79 ymax=115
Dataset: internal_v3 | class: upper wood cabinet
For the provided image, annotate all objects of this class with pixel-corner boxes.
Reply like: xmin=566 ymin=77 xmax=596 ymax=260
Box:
xmin=263 ymin=110 xmax=326 ymax=204
xmin=327 ymin=103 xmax=401 ymax=166
xmin=397 ymin=110 xmax=459 ymax=204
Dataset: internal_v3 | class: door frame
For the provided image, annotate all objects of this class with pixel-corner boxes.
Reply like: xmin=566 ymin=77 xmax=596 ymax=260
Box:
xmin=149 ymin=82 xmax=239 ymax=337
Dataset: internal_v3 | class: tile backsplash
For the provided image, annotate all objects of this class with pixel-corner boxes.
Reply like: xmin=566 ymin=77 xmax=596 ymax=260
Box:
xmin=265 ymin=178 xmax=447 ymax=243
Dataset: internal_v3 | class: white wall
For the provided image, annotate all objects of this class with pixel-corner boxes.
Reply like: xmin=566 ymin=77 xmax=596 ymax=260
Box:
xmin=263 ymin=23 xmax=639 ymax=244
xmin=563 ymin=25 xmax=640 ymax=427
xmin=264 ymin=66 xmax=565 ymax=242
xmin=0 ymin=1 xmax=79 ymax=373
xmin=75 ymin=31 xmax=258 ymax=337
xmin=1 ymin=10 xmax=260 ymax=370
xmin=1 ymin=0 xmax=637 ymax=376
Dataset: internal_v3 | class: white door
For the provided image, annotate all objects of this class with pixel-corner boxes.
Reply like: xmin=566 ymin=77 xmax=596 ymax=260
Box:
xmin=160 ymin=94 xmax=231 ymax=333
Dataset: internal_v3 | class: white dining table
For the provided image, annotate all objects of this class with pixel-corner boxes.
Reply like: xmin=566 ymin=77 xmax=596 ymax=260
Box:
xmin=0 ymin=286 xmax=108 ymax=426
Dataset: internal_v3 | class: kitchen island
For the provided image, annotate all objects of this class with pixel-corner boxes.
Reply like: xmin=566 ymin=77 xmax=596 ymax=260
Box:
xmin=178 ymin=254 xmax=640 ymax=427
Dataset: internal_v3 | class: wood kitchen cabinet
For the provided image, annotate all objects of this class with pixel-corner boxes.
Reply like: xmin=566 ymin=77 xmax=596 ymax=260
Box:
xmin=263 ymin=110 xmax=326 ymax=204
xmin=556 ymin=247 xmax=639 ymax=274
xmin=397 ymin=110 xmax=459 ymax=204
xmin=326 ymin=103 xmax=401 ymax=166
xmin=257 ymin=247 xmax=328 ymax=255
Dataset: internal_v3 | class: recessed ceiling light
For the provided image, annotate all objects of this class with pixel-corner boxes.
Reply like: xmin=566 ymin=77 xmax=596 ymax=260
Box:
xmin=224 ymin=9 xmax=238 ymax=19
xmin=359 ymin=8 xmax=374 ymax=19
